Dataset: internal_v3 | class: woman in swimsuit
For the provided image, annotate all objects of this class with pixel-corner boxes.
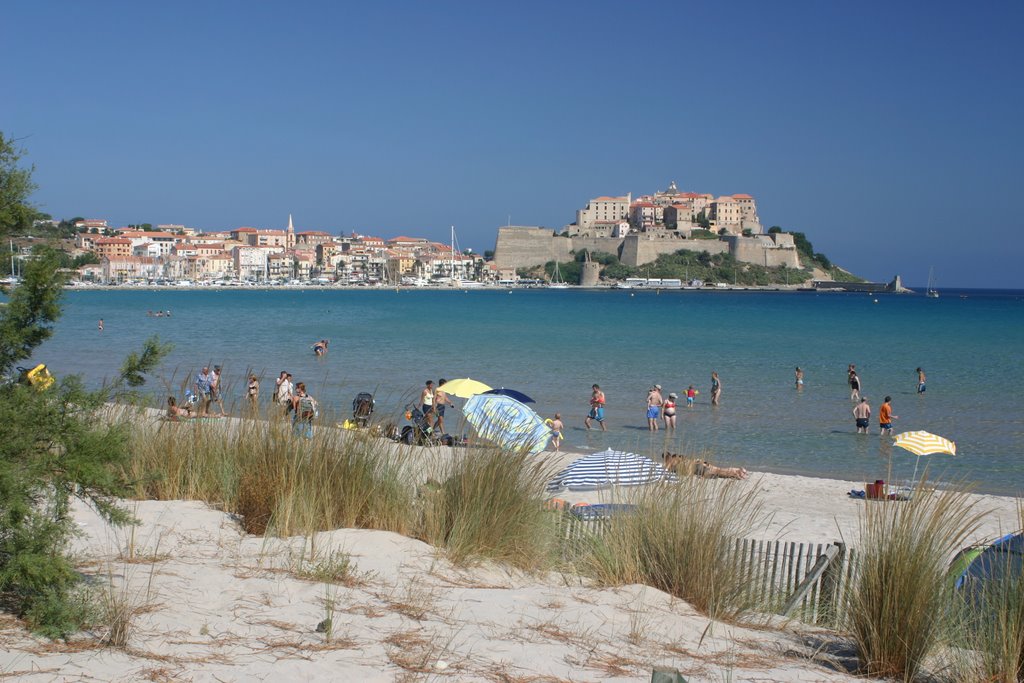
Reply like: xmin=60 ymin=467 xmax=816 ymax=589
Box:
xmin=662 ymin=393 xmax=677 ymax=430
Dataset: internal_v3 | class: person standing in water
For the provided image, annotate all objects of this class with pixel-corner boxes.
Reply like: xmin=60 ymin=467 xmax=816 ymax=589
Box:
xmin=547 ymin=413 xmax=564 ymax=451
xmin=585 ymin=384 xmax=606 ymax=431
xmin=853 ymin=397 xmax=871 ymax=434
xmin=710 ymin=372 xmax=721 ymax=406
xmin=98 ymin=319 xmax=104 ymax=332
xmin=795 ymin=367 xmax=804 ymax=390
xmin=646 ymin=384 xmax=663 ymax=431
xmin=916 ymin=367 xmax=926 ymax=394
xmin=879 ymin=396 xmax=898 ymax=436
xmin=849 ymin=367 xmax=861 ymax=401
xmin=662 ymin=393 xmax=677 ymax=430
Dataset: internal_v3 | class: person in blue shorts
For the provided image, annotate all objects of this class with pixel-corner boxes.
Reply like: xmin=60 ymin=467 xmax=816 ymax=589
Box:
xmin=585 ymin=384 xmax=606 ymax=432
xmin=916 ymin=367 xmax=926 ymax=394
xmin=646 ymin=384 xmax=663 ymax=431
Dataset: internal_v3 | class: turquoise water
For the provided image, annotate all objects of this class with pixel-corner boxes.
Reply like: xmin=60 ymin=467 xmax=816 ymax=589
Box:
xmin=32 ymin=287 xmax=1024 ymax=494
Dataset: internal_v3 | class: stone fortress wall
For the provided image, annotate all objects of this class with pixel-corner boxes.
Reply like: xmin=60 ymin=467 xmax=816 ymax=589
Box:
xmin=493 ymin=227 xmax=800 ymax=271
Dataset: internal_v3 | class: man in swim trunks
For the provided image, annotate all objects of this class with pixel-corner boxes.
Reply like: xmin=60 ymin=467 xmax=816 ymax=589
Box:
xmin=585 ymin=384 xmax=606 ymax=431
xmin=646 ymin=384 xmax=663 ymax=431
xmin=433 ymin=378 xmax=454 ymax=433
xmin=879 ymin=396 xmax=898 ymax=436
xmin=916 ymin=367 xmax=926 ymax=394
xmin=853 ymin=397 xmax=871 ymax=434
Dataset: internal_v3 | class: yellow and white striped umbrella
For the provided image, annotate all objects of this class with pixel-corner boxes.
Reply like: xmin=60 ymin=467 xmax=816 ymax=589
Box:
xmin=892 ymin=430 xmax=957 ymax=456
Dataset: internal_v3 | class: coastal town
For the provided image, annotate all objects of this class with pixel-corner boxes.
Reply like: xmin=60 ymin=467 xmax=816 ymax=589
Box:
xmin=7 ymin=182 xmax=855 ymax=289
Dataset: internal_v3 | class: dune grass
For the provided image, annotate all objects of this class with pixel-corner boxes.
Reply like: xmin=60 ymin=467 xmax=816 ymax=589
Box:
xmin=582 ymin=476 xmax=765 ymax=620
xmin=419 ymin=447 xmax=560 ymax=569
xmin=845 ymin=479 xmax=986 ymax=681
xmin=126 ymin=415 xmax=415 ymax=537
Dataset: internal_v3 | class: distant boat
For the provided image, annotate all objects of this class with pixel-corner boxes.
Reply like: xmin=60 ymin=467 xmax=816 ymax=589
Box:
xmin=926 ymin=267 xmax=939 ymax=298
xmin=548 ymin=261 xmax=569 ymax=289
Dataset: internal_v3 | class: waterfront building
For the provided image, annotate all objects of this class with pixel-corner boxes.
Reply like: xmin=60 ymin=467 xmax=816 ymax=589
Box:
xmin=574 ymin=194 xmax=631 ymax=231
xmin=93 ymin=237 xmax=133 ymax=259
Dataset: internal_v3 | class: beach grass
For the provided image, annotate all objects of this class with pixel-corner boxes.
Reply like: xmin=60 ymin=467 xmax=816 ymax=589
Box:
xmin=845 ymin=478 xmax=985 ymax=680
xmin=582 ymin=476 xmax=765 ymax=620
xmin=126 ymin=415 xmax=416 ymax=538
xmin=419 ymin=446 xmax=560 ymax=569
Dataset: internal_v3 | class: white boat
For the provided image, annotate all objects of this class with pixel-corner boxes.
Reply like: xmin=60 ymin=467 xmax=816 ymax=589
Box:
xmin=926 ymin=267 xmax=939 ymax=298
xmin=548 ymin=261 xmax=569 ymax=289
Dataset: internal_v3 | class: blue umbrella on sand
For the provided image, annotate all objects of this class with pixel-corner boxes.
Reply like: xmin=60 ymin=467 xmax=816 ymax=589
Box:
xmin=482 ymin=387 xmax=535 ymax=403
xmin=546 ymin=448 xmax=679 ymax=492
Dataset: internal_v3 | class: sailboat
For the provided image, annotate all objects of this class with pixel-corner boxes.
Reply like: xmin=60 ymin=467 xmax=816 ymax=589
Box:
xmin=926 ymin=267 xmax=939 ymax=298
xmin=548 ymin=261 xmax=569 ymax=289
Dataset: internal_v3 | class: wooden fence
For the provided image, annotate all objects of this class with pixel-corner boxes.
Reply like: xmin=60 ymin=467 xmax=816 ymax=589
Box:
xmin=553 ymin=508 xmax=856 ymax=626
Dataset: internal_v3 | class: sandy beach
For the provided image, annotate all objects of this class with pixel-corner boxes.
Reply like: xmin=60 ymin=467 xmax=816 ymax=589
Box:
xmin=0 ymin=415 xmax=1019 ymax=682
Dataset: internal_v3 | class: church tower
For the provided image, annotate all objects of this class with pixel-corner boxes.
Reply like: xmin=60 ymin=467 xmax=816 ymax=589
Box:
xmin=287 ymin=214 xmax=295 ymax=249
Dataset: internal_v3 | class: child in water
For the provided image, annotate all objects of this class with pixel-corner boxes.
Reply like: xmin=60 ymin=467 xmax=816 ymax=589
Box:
xmin=686 ymin=385 xmax=697 ymax=407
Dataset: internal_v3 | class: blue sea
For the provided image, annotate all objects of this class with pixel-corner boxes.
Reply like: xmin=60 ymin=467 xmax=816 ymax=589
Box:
xmin=29 ymin=287 xmax=1024 ymax=495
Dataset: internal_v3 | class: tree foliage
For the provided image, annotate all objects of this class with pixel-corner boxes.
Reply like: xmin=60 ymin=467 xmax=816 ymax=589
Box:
xmin=0 ymin=135 xmax=171 ymax=636
xmin=0 ymin=133 xmax=39 ymax=237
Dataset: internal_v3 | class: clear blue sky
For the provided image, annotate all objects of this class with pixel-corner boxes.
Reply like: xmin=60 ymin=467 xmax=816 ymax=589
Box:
xmin=4 ymin=0 xmax=1022 ymax=287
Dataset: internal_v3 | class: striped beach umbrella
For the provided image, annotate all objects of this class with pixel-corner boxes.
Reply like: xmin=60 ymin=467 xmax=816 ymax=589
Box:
xmin=893 ymin=430 xmax=957 ymax=483
xmin=893 ymin=431 xmax=957 ymax=456
xmin=463 ymin=393 xmax=551 ymax=456
xmin=546 ymin=448 xmax=679 ymax=492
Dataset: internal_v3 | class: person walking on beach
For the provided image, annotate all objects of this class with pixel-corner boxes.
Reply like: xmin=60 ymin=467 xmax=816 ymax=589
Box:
xmin=853 ymin=397 xmax=871 ymax=434
xmin=662 ymin=393 xmax=677 ymax=430
xmin=585 ymin=384 xmax=606 ymax=431
xmin=291 ymin=382 xmax=317 ymax=438
xmin=420 ymin=380 xmax=435 ymax=424
xmin=433 ymin=379 xmax=454 ymax=434
xmin=710 ymin=372 xmax=721 ymax=406
xmin=547 ymin=413 xmax=563 ymax=451
xmin=194 ymin=366 xmax=214 ymax=417
xmin=210 ymin=365 xmax=226 ymax=417
xmin=849 ymin=367 xmax=861 ymax=401
xmin=795 ymin=367 xmax=804 ymax=390
xmin=275 ymin=371 xmax=293 ymax=415
xmin=646 ymin=384 xmax=663 ymax=431
xmin=916 ymin=367 xmax=926 ymax=394
xmin=246 ymin=374 xmax=260 ymax=410
xmin=879 ymin=396 xmax=898 ymax=436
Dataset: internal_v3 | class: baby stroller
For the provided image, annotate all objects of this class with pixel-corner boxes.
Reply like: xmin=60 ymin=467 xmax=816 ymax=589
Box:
xmin=352 ymin=392 xmax=374 ymax=427
xmin=400 ymin=404 xmax=451 ymax=446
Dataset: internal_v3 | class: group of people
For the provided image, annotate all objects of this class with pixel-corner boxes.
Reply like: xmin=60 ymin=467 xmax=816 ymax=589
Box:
xmin=583 ymin=372 xmax=723 ymax=434
xmin=419 ymin=380 xmax=455 ymax=434
xmin=166 ymin=364 xmax=226 ymax=420
xmin=274 ymin=371 xmax=319 ymax=437
xmin=848 ymin=364 xmax=925 ymax=436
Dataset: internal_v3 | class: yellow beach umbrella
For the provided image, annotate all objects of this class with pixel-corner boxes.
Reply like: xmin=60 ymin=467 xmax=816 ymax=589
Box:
xmin=893 ymin=430 xmax=957 ymax=483
xmin=437 ymin=378 xmax=491 ymax=399
xmin=893 ymin=430 xmax=957 ymax=456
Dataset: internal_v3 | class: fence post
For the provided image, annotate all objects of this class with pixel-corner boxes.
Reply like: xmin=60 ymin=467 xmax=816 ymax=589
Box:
xmin=817 ymin=541 xmax=846 ymax=626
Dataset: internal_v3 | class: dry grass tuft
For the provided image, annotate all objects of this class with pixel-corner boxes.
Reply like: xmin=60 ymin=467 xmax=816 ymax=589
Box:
xmin=583 ymin=477 xmax=765 ymax=620
xmin=846 ymin=479 xmax=985 ymax=680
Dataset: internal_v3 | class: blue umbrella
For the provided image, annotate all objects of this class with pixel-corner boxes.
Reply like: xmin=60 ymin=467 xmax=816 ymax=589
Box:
xmin=482 ymin=387 xmax=535 ymax=404
xmin=546 ymin=448 xmax=679 ymax=492
xmin=463 ymin=394 xmax=552 ymax=456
